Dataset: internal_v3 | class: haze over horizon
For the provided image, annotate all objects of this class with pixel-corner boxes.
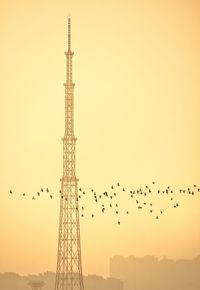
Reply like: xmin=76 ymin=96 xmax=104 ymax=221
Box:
xmin=1 ymin=0 xmax=200 ymax=277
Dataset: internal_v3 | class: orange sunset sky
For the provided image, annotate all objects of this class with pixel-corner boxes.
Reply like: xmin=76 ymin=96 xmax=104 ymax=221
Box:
xmin=0 ymin=0 xmax=200 ymax=277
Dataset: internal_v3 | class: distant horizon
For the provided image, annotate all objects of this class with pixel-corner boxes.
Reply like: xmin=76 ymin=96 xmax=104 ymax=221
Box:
xmin=1 ymin=254 xmax=200 ymax=277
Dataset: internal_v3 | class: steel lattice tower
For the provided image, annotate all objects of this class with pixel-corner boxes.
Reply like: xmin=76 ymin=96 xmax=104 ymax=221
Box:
xmin=55 ymin=18 xmax=84 ymax=290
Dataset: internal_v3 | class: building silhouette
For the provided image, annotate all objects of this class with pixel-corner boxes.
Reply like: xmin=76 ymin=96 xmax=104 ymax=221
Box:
xmin=110 ymin=255 xmax=200 ymax=290
xmin=28 ymin=281 xmax=45 ymax=290
xmin=0 ymin=272 xmax=123 ymax=290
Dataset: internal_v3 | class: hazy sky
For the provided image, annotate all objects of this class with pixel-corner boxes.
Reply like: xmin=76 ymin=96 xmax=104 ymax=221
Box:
xmin=0 ymin=0 xmax=200 ymax=277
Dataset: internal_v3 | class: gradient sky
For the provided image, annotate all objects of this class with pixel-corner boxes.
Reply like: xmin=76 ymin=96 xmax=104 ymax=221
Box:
xmin=0 ymin=0 xmax=200 ymax=277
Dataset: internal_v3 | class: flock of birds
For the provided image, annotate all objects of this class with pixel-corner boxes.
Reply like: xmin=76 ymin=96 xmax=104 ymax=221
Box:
xmin=9 ymin=181 xmax=200 ymax=225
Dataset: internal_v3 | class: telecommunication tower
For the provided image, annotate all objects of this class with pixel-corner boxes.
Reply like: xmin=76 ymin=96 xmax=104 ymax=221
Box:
xmin=55 ymin=18 xmax=84 ymax=290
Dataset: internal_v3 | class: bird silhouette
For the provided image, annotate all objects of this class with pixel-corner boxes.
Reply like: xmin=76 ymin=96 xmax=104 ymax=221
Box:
xmin=11 ymin=181 xmax=200 ymax=224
